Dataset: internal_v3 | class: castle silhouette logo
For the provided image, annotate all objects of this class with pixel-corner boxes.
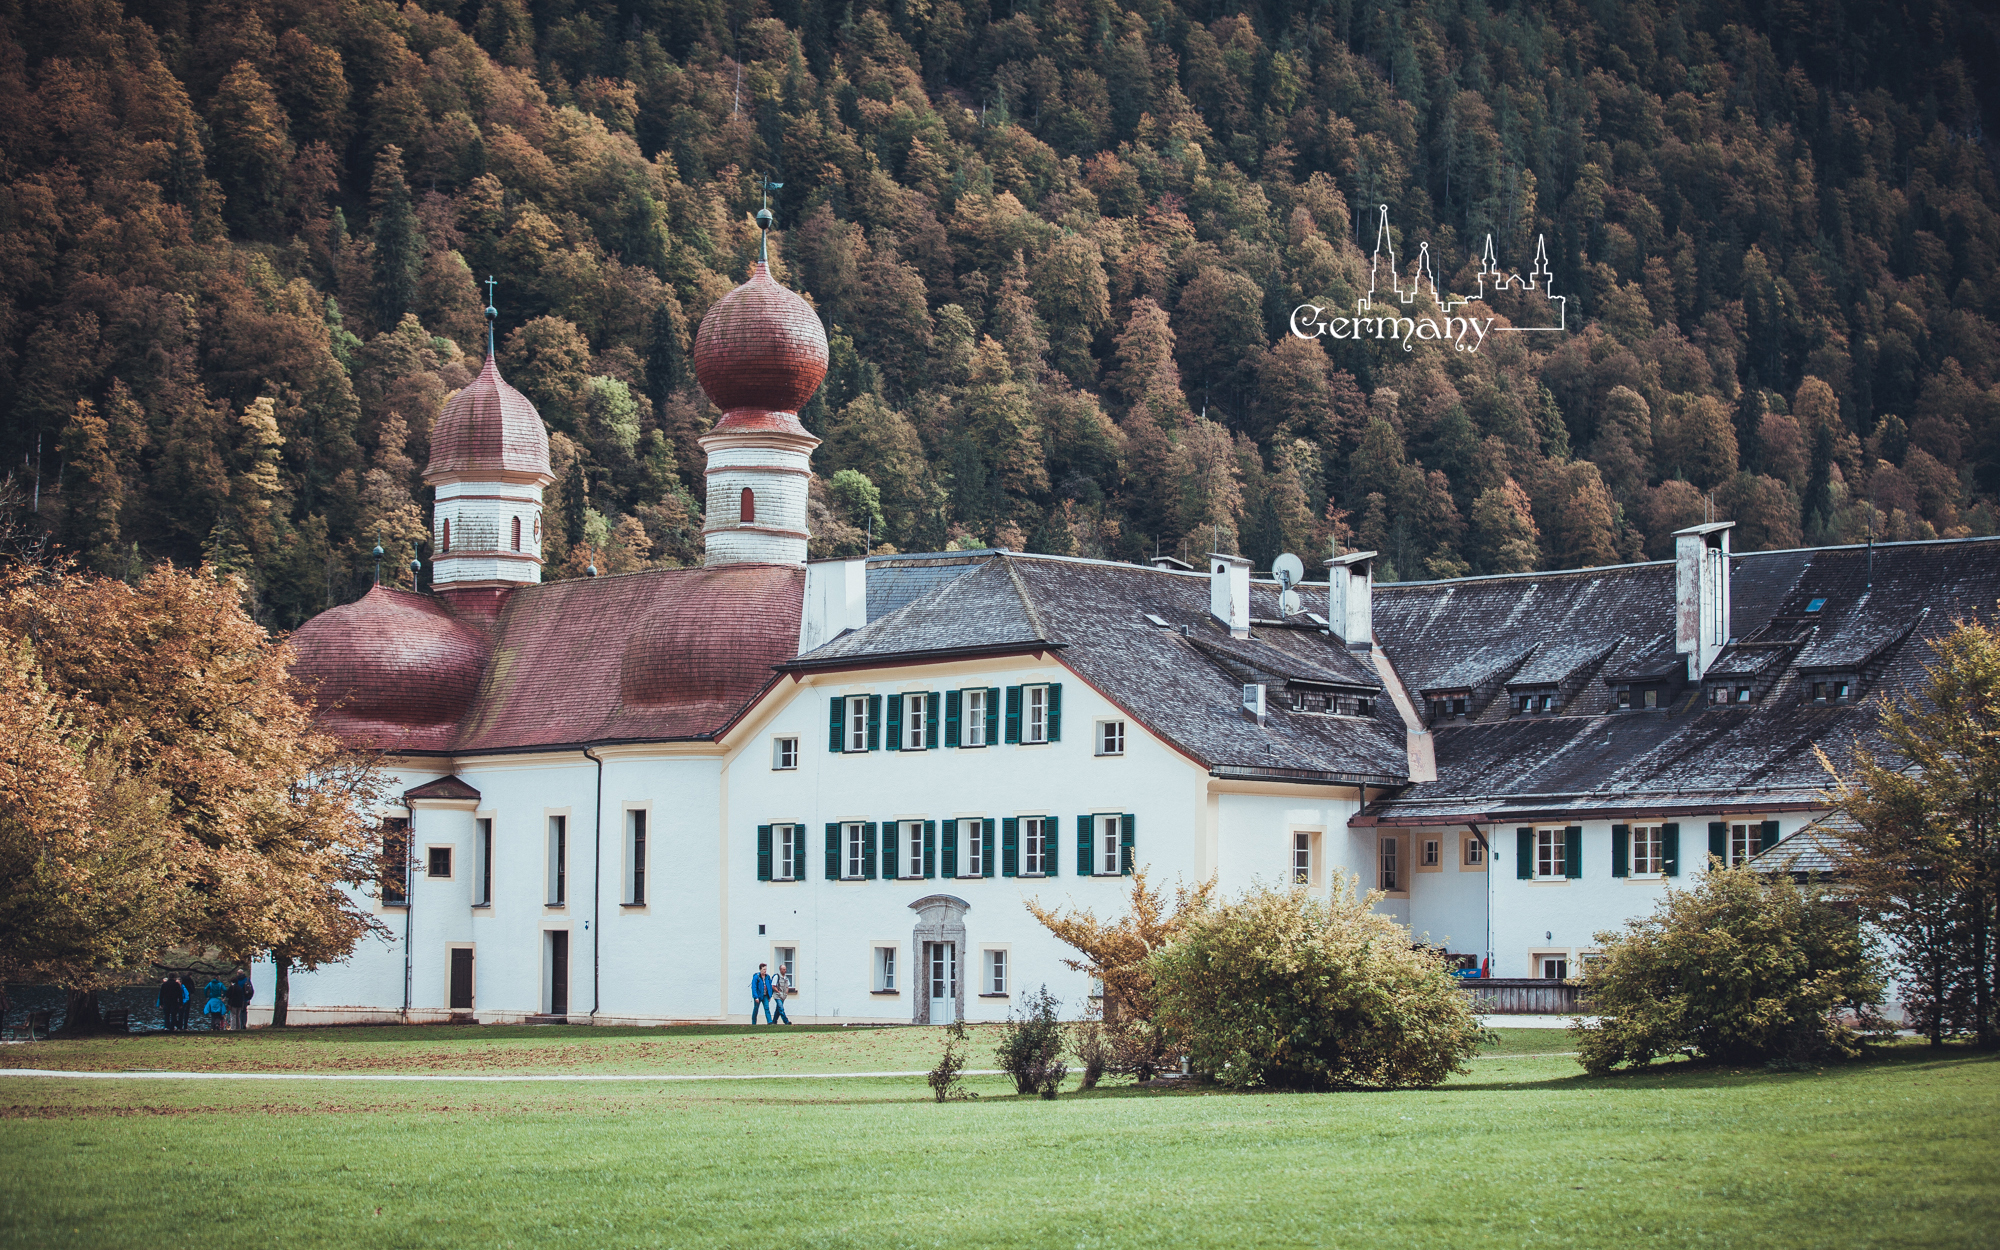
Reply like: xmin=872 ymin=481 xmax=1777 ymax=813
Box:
xmin=1290 ymin=205 xmax=1568 ymax=353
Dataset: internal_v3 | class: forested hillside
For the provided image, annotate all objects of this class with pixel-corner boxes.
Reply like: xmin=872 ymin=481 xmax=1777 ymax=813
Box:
xmin=4 ymin=0 xmax=1999 ymax=628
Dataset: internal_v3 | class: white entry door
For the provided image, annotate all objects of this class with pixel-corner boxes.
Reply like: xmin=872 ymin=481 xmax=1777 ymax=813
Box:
xmin=928 ymin=941 xmax=957 ymax=1024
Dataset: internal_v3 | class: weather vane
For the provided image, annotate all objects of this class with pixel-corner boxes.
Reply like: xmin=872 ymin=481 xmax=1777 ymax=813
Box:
xmin=757 ymin=175 xmax=783 ymax=262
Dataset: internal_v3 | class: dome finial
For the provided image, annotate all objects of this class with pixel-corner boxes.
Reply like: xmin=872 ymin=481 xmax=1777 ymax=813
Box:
xmin=483 ymin=276 xmax=499 ymax=358
xmin=757 ymin=176 xmax=782 ymax=263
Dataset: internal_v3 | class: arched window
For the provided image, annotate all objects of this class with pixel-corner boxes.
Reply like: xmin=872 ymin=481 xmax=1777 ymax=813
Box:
xmin=741 ymin=487 xmax=756 ymax=524
xmin=440 ymin=518 xmax=451 ymax=553
xmin=511 ymin=516 xmax=521 ymax=552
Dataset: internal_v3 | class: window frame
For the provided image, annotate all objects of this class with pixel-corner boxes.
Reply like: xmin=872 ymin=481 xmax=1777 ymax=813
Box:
xmin=1096 ymin=814 xmax=1122 ymax=876
xmin=772 ymin=736 xmax=799 ymax=770
xmin=1630 ymin=824 xmax=1663 ymax=877
xmin=426 ymin=844 xmax=453 ymax=880
xmin=545 ymin=812 xmax=570 ymax=907
xmin=1021 ymin=815 xmax=1049 ymax=876
xmin=1462 ymin=833 xmax=1486 ymax=868
xmin=1096 ymin=719 xmax=1126 ymax=756
xmin=380 ymin=816 xmax=410 ymax=909
xmin=845 ymin=696 xmax=869 ymax=753
xmin=1380 ymin=834 xmax=1400 ymax=893
xmin=1024 ymin=684 xmax=1049 ymax=744
xmin=872 ymin=945 xmax=899 ymax=993
xmin=473 ymin=815 xmax=493 ymax=907
xmin=1726 ymin=822 xmax=1773 ymax=867
xmin=1535 ymin=953 xmax=1570 ymax=980
xmin=903 ymin=820 xmax=925 ymax=879
xmin=961 ymin=818 xmax=984 ymax=877
xmin=1292 ymin=830 xmax=1323 ymax=887
xmin=843 ymin=822 xmax=866 ymax=880
xmin=621 ymin=807 xmax=648 ymax=907
xmin=1419 ymin=837 xmax=1441 ymax=870
xmin=963 ymin=689 xmax=988 ymax=747
xmin=772 ymin=823 xmax=800 ymax=882
xmin=903 ymin=692 xmax=928 ymax=751
xmin=1534 ymin=827 xmax=1567 ymax=880
xmin=980 ymin=946 xmax=1010 ymax=997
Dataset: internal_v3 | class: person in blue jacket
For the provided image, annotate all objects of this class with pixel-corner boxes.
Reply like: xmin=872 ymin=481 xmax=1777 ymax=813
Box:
xmin=202 ymin=979 xmax=228 ymax=1031
xmin=750 ymin=964 xmax=773 ymax=1025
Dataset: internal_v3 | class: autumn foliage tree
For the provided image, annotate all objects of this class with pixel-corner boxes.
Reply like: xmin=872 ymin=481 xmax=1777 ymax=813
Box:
xmin=0 ymin=560 xmax=385 ymax=1030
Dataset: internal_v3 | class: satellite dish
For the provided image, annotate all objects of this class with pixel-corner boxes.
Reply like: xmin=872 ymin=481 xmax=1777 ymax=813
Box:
xmin=1273 ymin=552 xmax=1305 ymax=590
xmin=1280 ymin=588 xmax=1302 ymax=616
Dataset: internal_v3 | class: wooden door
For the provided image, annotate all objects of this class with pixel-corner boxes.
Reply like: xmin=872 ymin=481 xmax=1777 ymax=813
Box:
xmin=449 ymin=948 xmax=473 ymax=1010
xmin=549 ymin=931 xmax=569 ymax=1016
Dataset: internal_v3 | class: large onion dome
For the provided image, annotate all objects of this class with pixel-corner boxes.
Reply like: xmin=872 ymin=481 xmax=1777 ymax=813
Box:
xmin=425 ymin=354 xmax=552 ymax=481
xmin=692 ymin=262 xmax=829 ymax=436
xmin=288 ymin=585 xmax=490 ymax=751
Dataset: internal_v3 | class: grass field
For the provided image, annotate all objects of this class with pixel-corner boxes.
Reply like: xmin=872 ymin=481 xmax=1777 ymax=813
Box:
xmin=2 ymin=1025 xmax=1994 ymax=1248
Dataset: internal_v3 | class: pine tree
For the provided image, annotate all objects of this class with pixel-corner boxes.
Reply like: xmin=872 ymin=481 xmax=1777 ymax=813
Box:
xmin=369 ymin=146 xmax=424 ymax=331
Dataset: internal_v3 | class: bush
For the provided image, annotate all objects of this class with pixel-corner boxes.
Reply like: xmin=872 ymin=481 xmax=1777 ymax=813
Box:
xmin=1071 ymin=1018 xmax=1108 ymax=1090
xmin=1572 ymin=862 xmax=1886 ymax=1074
xmin=1147 ymin=879 xmax=1486 ymax=1090
xmin=995 ymin=985 xmax=1068 ymax=1098
xmin=927 ymin=1019 xmax=977 ymax=1102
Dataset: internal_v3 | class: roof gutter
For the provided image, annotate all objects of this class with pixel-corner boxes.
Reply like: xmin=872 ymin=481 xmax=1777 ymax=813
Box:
xmin=1349 ymin=797 xmax=1826 ymax=826
xmin=777 ymin=640 xmax=1067 ymax=674
xmin=1209 ymin=764 xmax=1408 ymax=788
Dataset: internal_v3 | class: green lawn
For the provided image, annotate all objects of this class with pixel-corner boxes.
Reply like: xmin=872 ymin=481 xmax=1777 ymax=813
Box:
xmin=1 ymin=1026 xmax=1993 ymax=1249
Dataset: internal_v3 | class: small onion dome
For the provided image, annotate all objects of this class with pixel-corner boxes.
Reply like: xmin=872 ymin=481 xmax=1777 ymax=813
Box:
xmin=425 ymin=354 xmax=552 ymax=481
xmin=692 ymin=261 xmax=829 ymax=436
xmin=289 ymin=585 xmax=490 ymax=750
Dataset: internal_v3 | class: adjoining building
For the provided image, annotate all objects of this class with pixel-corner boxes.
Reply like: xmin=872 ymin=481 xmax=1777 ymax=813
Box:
xmin=275 ymin=253 xmax=2000 ymax=1025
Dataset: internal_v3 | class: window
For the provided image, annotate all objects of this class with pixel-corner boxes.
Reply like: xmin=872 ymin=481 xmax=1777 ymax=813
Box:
xmin=904 ymin=693 xmax=927 ymax=750
xmin=381 ymin=818 xmax=409 ymax=906
xmin=1727 ymin=822 xmax=1774 ymax=867
xmin=984 ymin=949 xmax=1008 ymax=995
xmin=1631 ymin=824 xmax=1663 ymax=875
xmin=962 ymin=819 xmax=984 ymax=877
xmin=625 ymin=809 xmax=648 ymax=905
xmin=904 ymin=821 xmax=925 ymax=878
xmin=511 ymin=515 xmax=521 ymax=552
xmin=844 ymin=822 xmax=866 ymax=879
xmin=1536 ymin=828 xmax=1566 ymax=879
xmin=772 ymin=737 xmax=798 ymax=770
xmin=1516 ymin=694 xmax=1530 ymax=713
xmin=474 ymin=817 xmax=492 ymax=906
xmin=1836 ymin=681 xmax=1850 ymax=699
xmin=1025 ymin=685 xmax=1049 ymax=743
xmin=771 ymin=946 xmax=795 ymax=991
xmin=440 ymin=518 xmax=450 ymax=553
xmin=1539 ymin=955 xmax=1569 ymax=980
xmin=547 ymin=815 xmax=567 ymax=906
xmin=1430 ymin=693 xmax=1469 ymax=720
xmin=846 ymin=696 xmax=869 ymax=752
xmin=1643 ymin=688 xmax=1659 ymax=709
xmin=964 ymin=689 xmax=988 ymax=746
xmin=873 ymin=946 xmax=897 ymax=992
xmin=1022 ymin=816 xmax=1050 ymax=875
xmin=1355 ymin=697 xmax=1374 ymax=716
xmin=1097 ymin=720 xmax=1125 ymax=756
xmin=1293 ymin=832 xmax=1312 ymax=884
xmin=1422 ymin=838 xmax=1440 ymax=867
xmin=428 ymin=846 xmax=452 ymax=879
xmin=1618 ymin=689 xmax=1632 ymax=709
xmin=740 ymin=486 xmax=755 ymax=524
xmin=1736 ymin=687 xmax=1752 ymax=703
xmin=1380 ymin=836 xmax=1399 ymax=891
xmin=1098 ymin=814 xmax=1122 ymax=876
xmin=773 ymin=823 xmax=800 ymax=881
xmin=1463 ymin=834 xmax=1485 ymax=867
xmin=1812 ymin=681 xmax=1825 ymax=701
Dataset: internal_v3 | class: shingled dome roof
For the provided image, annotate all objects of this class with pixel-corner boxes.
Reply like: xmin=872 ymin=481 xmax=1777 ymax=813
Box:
xmin=692 ymin=261 xmax=828 ymax=435
xmin=426 ymin=353 xmax=553 ymax=480
xmin=288 ymin=585 xmax=492 ymax=752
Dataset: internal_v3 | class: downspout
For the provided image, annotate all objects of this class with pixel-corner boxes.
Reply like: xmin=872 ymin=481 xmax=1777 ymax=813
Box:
xmin=401 ymin=811 xmax=414 ymax=1021
xmin=1469 ymin=823 xmax=1492 ymax=976
xmin=584 ymin=746 xmax=604 ymax=1021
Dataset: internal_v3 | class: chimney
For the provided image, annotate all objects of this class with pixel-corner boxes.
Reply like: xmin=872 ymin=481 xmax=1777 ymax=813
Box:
xmin=1325 ymin=550 xmax=1377 ymax=649
xmin=1673 ymin=522 xmax=1732 ymax=680
xmin=799 ymin=556 xmax=868 ymax=655
xmin=1209 ymin=553 xmax=1251 ymax=638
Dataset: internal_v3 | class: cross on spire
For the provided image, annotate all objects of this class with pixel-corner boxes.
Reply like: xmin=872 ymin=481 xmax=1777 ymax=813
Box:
xmin=756 ymin=176 xmax=783 ymax=262
xmin=483 ymin=277 xmax=499 ymax=357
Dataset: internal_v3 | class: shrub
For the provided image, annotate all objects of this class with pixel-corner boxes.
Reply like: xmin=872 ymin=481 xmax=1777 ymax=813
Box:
xmin=995 ymin=985 xmax=1068 ymax=1098
xmin=927 ymin=1019 xmax=976 ymax=1102
xmin=1148 ymin=879 xmax=1485 ymax=1090
xmin=1071 ymin=1018 xmax=1108 ymax=1090
xmin=1572 ymin=861 xmax=1886 ymax=1074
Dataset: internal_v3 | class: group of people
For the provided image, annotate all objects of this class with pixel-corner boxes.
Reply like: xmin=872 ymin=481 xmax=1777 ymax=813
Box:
xmin=157 ymin=973 xmax=254 ymax=1031
xmin=750 ymin=963 xmax=793 ymax=1024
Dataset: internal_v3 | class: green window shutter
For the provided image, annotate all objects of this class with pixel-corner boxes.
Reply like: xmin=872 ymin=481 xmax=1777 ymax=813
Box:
xmin=926 ymin=694 xmax=941 ymax=749
xmin=757 ymin=825 xmax=773 ymax=882
xmin=1002 ymin=817 xmax=1019 ymax=877
xmin=1708 ymin=821 xmax=1727 ymax=868
xmin=1077 ymin=814 xmax=1093 ymax=876
xmin=885 ymin=694 xmax=903 ymax=751
xmin=982 ymin=819 xmax=996 ymax=878
xmin=1004 ymin=685 xmax=1023 ymax=743
xmin=942 ymin=819 xmax=957 ymax=878
xmin=924 ymin=820 xmax=937 ymax=878
xmin=1120 ymin=814 xmax=1135 ymax=875
xmin=1662 ymin=823 xmax=1680 ymax=877
xmin=1611 ymin=825 xmax=1630 ymax=878
xmin=1516 ymin=827 xmax=1533 ymax=880
xmin=882 ymin=821 xmax=898 ymax=879
xmin=863 ymin=822 xmax=878 ymax=879
xmin=1761 ymin=819 xmax=1781 ymax=855
xmin=1047 ymin=682 xmax=1062 ymax=742
xmin=944 ymin=690 xmax=961 ymax=747
xmin=867 ymin=695 xmax=881 ymax=751
xmin=1043 ymin=819 xmax=1059 ymax=877
xmin=986 ymin=688 xmax=1000 ymax=744
xmin=830 ymin=697 xmax=844 ymax=752
xmin=825 ymin=823 xmax=840 ymax=880
xmin=1564 ymin=826 xmax=1583 ymax=879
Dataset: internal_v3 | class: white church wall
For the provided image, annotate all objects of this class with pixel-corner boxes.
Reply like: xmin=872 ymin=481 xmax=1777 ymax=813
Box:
xmin=1208 ymin=788 xmax=1368 ymax=896
xmin=1403 ymin=827 xmax=1491 ymax=960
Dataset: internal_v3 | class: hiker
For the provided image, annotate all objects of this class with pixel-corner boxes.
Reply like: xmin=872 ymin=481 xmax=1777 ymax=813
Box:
xmin=227 ymin=973 xmax=253 ymax=1031
xmin=158 ymin=977 xmax=177 ymax=1032
xmin=750 ymin=964 xmax=773 ymax=1025
xmin=174 ymin=977 xmax=191 ymax=1031
xmin=203 ymin=979 xmax=228 ymax=1031
xmin=769 ymin=964 xmax=793 ymax=1024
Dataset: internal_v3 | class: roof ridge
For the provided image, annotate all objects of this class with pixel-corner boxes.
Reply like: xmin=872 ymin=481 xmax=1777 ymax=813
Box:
xmin=1000 ymin=553 xmax=1052 ymax=641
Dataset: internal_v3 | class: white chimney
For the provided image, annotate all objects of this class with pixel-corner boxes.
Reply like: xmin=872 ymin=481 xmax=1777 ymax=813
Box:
xmin=1325 ymin=550 xmax=1377 ymax=648
xmin=799 ymin=556 xmax=868 ymax=655
xmin=1209 ymin=553 xmax=1251 ymax=638
xmin=1673 ymin=522 xmax=1732 ymax=680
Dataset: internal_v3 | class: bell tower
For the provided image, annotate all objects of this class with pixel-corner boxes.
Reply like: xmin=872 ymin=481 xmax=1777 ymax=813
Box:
xmin=692 ymin=206 xmax=829 ymax=566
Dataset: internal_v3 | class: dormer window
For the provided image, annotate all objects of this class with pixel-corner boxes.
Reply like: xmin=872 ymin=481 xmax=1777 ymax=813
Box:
xmin=1810 ymin=678 xmax=1856 ymax=704
xmin=1514 ymin=688 xmax=1559 ymax=715
xmin=1429 ymin=691 xmax=1470 ymax=720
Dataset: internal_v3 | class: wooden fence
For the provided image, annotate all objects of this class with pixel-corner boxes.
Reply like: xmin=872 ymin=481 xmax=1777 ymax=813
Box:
xmin=1457 ymin=978 xmax=1580 ymax=1014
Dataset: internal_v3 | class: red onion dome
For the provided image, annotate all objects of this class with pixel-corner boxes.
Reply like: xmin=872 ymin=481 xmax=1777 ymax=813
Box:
xmin=426 ymin=354 xmax=552 ymax=481
xmin=288 ymin=586 xmax=490 ymax=749
xmin=692 ymin=261 xmax=829 ymax=435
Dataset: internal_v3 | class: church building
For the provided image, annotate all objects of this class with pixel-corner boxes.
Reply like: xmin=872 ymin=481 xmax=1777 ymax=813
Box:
xmin=274 ymin=252 xmax=2000 ymax=1026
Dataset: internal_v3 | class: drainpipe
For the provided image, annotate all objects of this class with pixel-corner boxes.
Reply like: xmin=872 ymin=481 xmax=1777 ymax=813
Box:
xmin=1469 ymin=823 xmax=1492 ymax=977
xmin=584 ymin=746 xmax=604 ymax=1021
xmin=401 ymin=809 xmax=414 ymax=1021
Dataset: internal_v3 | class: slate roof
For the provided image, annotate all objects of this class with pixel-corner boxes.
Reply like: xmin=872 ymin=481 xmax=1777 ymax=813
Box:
xmin=788 ymin=552 xmax=1408 ymax=783
xmin=1358 ymin=537 xmax=2000 ymax=825
xmin=863 ymin=551 xmax=997 ymax=622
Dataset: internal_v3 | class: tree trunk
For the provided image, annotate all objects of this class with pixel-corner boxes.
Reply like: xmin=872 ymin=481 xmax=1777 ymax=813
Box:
xmin=56 ymin=988 xmax=102 ymax=1036
xmin=273 ymin=953 xmax=291 ymax=1028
